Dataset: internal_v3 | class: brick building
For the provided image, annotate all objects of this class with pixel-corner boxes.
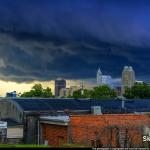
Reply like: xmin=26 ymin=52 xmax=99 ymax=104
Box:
xmin=40 ymin=114 xmax=150 ymax=148
xmin=40 ymin=116 xmax=69 ymax=146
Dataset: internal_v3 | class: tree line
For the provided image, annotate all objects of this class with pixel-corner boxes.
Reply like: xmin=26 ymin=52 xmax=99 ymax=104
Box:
xmin=18 ymin=82 xmax=150 ymax=99
xmin=19 ymin=83 xmax=116 ymax=99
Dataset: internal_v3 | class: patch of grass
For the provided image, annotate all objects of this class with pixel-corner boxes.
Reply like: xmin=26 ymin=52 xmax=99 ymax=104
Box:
xmin=61 ymin=143 xmax=91 ymax=148
xmin=0 ymin=144 xmax=49 ymax=148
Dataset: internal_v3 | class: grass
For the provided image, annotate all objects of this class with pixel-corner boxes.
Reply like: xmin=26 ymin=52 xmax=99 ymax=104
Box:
xmin=0 ymin=144 xmax=49 ymax=148
xmin=0 ymin=143 xmax=90 ymax=148
xmin=61 ymin=143 xmax=91 ymax=148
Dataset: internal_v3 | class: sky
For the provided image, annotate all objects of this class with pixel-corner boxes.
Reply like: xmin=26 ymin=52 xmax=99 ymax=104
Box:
xmin=0 ymin=0 xmax=150 ymax=95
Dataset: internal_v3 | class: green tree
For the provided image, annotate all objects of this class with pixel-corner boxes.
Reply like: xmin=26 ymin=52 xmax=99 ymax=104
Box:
xmin=72 ymin=89 xmax=93 ymax=99
xmin=42 ymin=87 xmax=54 ymax=98
xmin=72 ymin=89 xmax=83 ymax=99
xmin=31 ymin=84 xmax=43 ymax=97
xmin=91 ymin=85 xmax=117 ymax=99
xmin=72 ymin=85 xmax=117 ymax=100
xmin=20 ymin=84 xmax=54 ymax=98
xmin=123 ymin=87 xmax=134 ymax=99
xmin=124 ymin=83 xmax=150 ymax=99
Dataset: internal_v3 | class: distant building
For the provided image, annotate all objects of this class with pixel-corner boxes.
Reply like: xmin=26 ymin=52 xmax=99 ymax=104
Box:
xmin=59 ymin=86 xmax=80 ymax=97
xmin=59 ymin=88 xmax=70 ymax=97
xmin=122 ymin=66 xmax=135 ymax=94
xmin=135 ymin=80 xmax=143 ymax=84
xmin=114 ymin=86 xmax=122 ymax=96
xmin=101 ymin=75 xmax=113 ymax=88
xmin=6 ymin=91 xmax=17 ymax=98
xmin=59 ymin=88 xmax=66 ymax=97
xmin=97 ymin=68 xmax=102 ymax=85
xmin=55 ymin=78 xmax=66 ymax=97
xmin=97 ymin=68 xmax=113 ymax=88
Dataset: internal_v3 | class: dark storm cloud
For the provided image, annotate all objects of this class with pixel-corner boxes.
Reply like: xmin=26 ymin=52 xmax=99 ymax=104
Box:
xmin=0 ymin=0 xmax=149 ymax=82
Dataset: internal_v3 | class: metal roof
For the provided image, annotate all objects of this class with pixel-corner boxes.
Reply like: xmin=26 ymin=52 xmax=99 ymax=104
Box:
xmin=8 ymin=98 xmax=150 ymax=113
xmin=40 ymin=115 xmax=70 ymax=123
xmin=1 ymin=118 xmax=23 ymax=127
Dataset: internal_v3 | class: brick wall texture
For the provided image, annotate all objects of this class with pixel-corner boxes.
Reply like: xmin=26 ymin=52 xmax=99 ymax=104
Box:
xmin=42 ymin=124 xmax=68 ymax=147
xmin=41 ymin=114 xmax=150 ymax=147
xmin=70 ymin=114 xmax=150 ymax=148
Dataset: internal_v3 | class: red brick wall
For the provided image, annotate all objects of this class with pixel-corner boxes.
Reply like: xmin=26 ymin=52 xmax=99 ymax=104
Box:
xmin=42 ymin=124 xmax=68 ymax=147
xmin=70 ymin=114 xmax=150 ymax=148
xmin=41 ymin=114 xmax=150 ymax=147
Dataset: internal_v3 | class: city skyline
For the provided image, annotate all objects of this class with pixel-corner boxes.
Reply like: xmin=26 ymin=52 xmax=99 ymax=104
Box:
xmin=0 ymin=68 xmax=136 ymax=97
xmin=0 ymin=65 xmax=145 ymax=96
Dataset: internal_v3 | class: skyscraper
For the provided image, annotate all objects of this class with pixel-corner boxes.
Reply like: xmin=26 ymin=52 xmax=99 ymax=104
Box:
xmin=55 ymin=77 xmax=66 ymax=97
xmin=97 ymin=68 xmax=113 ymax=88
xmin=122 ymin=66 xmax=135 ymax=94
xmin=97 ymin=68 xmax=102 ymax=85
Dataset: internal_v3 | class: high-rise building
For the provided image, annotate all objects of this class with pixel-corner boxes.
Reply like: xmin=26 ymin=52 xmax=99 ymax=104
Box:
xmin=97 ymin=68 xmax=102 ymax=85
xmin=122 ymin=66 xmax=135 ymax=94
xmin=97 ymin=68 xmax=113 ymax=88
xmin=101 ymin=75 xmax=113 ymax=88
xmin=55 ymin=77 xmax=66 ymax=97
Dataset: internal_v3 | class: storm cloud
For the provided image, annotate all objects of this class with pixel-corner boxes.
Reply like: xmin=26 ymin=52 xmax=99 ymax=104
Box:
xmin=0 ymin=0 xmax=149 ymax=82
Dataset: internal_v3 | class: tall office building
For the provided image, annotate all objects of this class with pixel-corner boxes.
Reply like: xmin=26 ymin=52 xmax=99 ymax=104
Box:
xmin=97 ymin=68 xmax=102 ymax=85
xmin=55 ymin=77 xmax=66 ymax=97
xmin=122 ymin=66 xmax=135 ymax=94
xmin=97 ymin=68 xmax=113 ymax=88
xmin=101 ymin=75 xmax=113 ymax=88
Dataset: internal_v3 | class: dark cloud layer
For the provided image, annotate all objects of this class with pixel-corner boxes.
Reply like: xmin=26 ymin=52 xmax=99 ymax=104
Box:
xmin=0 ymin=0 xmax=149 ymax=82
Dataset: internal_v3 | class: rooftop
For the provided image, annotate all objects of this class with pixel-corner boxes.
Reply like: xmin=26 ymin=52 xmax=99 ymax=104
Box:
xmin=40 ymin=115 xmax=70 ymax=123
xmin=4 ymin=98 xmax=150 ymax=113
xmin=1 ymin=118 xmax=23 ymax=127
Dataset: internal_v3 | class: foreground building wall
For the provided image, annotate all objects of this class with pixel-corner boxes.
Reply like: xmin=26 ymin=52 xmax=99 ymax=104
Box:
xmin=0 ymin=100 xmax=23 ymax=123
xmin=42 ymin=124 xmax=68 ymax=147
xmin=40 ymin=114 xmax=150 ymax=147
xmin=70 ymin=114 xmax=150 ymax=148
xmin=7 ymin=126 xmax=23 ymax=144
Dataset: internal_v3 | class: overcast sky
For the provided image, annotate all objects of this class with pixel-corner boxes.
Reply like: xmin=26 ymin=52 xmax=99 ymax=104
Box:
xmin=0 ymin=0 xmax=149 ymax=86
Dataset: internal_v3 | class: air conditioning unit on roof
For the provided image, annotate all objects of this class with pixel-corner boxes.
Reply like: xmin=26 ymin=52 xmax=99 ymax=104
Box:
xmin=91 ymin=106 xmax=102 ymax=115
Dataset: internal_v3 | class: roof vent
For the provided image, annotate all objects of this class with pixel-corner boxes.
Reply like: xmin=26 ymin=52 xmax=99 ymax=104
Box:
xmin=91 ymin=106 xmax=102 ymax=115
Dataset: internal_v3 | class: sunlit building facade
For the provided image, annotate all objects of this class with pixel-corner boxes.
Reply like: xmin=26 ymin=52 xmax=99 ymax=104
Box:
xmin=122 ymin=66 xmax=135 ymax=94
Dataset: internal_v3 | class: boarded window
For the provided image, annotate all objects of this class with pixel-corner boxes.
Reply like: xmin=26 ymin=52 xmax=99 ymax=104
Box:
xmin=58 ymin=136 xmax=64 ymax=146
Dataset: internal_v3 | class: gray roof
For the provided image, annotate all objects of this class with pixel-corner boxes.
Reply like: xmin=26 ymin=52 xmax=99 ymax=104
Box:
xmin=40 ymin=115 xmax=70 ymax=123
